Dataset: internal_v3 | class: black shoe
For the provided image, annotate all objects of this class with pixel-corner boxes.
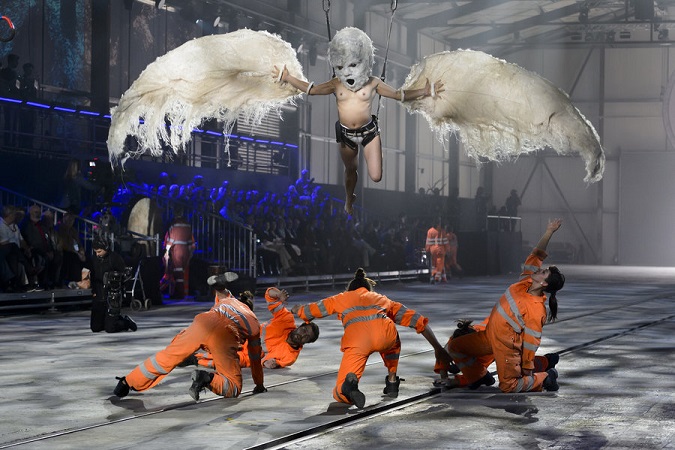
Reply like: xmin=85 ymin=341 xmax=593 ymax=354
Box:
xmin=543 ymin=368 xmax=559 ymax=391
xmin=124 ymin=315 xmax=137 ymax=332
xmin=545 ymin=353 xmax=559 ymax=370
xmin=178 ymin=354 xmax=199 ymax=367
xmin=189 ymin=370 xmax=213 ymax=401
xmin=467 ymin=372 xmax=496 ymax=390
xmin=341 ymin=372 xmax=365 ymax=409
xmin=207 ymin=272 xmax=239 ymax=286
xmin=383 ymin=376 xmax=400 ymax=398
xmin=114 ymin=376 xmax=130 ymax=398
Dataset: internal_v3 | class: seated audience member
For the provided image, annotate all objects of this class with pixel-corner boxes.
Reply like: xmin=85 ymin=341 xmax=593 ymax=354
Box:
xmin=0 ymin=205 xmax=32 ymax=291
xmin=21 ymin=205 xmax=59 ymax=289
xmin=56 ymin=212 xmax=87 ymax=287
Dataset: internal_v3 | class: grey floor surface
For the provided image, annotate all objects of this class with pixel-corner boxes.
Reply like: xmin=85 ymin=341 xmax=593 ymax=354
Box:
xmin=1 ymin=265 xmax=673 ymax=450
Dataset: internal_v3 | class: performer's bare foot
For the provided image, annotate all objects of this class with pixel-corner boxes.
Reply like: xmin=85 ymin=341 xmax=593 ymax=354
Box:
xmin=345 ymin=194 xmax=356 ymax=215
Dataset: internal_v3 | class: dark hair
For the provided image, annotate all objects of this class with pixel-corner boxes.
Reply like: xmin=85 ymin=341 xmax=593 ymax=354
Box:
xmin=239 ymin=290 xmax=254 ymax=310
xmin=347 ymin=268 xmax=376 ymax=292
xmin=452 ymin=319 xmax=476 ymax=339
xmin=92 ymin=238 xmax=109 ymax=251
xmin=302 ymin=322 xmax=320 ymax=343
xmin=544 ymin=266 xmax=565 ymax=322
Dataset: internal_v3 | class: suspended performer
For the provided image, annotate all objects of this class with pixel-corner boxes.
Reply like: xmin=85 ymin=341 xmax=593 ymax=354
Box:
xmin=274 ymin=27 xmax=443 ymax=215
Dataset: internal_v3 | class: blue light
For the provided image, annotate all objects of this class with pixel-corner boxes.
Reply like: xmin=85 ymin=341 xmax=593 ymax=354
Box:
xmin=54 ymin=106 xmax=77 ymax=113
xmin=255 ymin=139 xmax=270 ymax=144
xmin=270 ymin=141 xmax=284 ymax=145
xmin=0 ymin=97 xmax=22 ymax=104
xmin=205 ymin=130 xmax=221 ymax=136
xmin=26 ymin=101 xmax=50 ymax=109
xmin=239 ymin=136 xmax=254 ymax=141
xmin=285 ymin=144 xmax=299 ymax=148
xmin=79 ymin=110 xmax=100 ymax=116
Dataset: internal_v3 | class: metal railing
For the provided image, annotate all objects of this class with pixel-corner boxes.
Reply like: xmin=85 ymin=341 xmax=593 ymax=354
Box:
xmin=125 ymin=183 xmax=257 ymax=278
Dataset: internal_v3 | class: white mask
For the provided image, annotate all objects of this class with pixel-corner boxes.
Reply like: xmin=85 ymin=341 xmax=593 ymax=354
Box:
xmin=328 ymin=27 xmax=374 ymax=92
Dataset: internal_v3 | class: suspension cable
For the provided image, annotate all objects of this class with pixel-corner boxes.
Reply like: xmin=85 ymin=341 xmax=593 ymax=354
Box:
xmin=376 ymin=0 xmax=398 ymax=118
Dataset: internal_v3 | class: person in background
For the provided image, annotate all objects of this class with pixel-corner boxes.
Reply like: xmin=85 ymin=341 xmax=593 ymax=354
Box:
xmin=162 ymin=213 xmax=196 ymax=299
xmin=56 ymin=212 xmax=86 ymax=288
xmin=426 ymin=217 xmax=448 ymax=284
xmin=89 ymin=238 xmax=136 ymax=333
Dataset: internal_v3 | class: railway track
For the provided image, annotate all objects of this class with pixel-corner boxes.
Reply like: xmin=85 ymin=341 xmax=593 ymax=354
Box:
xmin=2 ymin=292 xmax=673 ymax=449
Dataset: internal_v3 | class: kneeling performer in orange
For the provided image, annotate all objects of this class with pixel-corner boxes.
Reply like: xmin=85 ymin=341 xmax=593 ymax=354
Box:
xmin=447 ymin=219 xmax=565 ymax=393
xmin=292 ymin=268 xmax=455 ymax=409
xmin=184 ymin=286 xmax=320 ymax=370
xmin=113 ymin=285 xmax=266 ymax=401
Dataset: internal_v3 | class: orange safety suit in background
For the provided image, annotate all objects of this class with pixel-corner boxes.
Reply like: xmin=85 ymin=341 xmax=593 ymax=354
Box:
xmin=444 ymin=229 xmax=463 ymax=275
xmin=426 ymin=225 xmax=448 ymax=282
xmin=295 ymin=287 xmax=429 ymax=405
xmin=447 ymin=248 xmax=553 ymax=392
xmin=163 ymin=219 xmax=195 ymax=299
xmin=195 ymin=287 xmax=304 ymax=369
xmin=123 ymin=291 xmax=263 ymax=398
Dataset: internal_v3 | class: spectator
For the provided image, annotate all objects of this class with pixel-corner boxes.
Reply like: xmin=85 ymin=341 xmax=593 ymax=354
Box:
xmin=20 ymin=205 xmax=59 ymax=290
xmin=475 ymin=186 xmax=489 ymax=231
xmin=60 ymin=159 xmax=97 ymax=214
xmin=505 ymin=189 xmax=521 ymax=231
xmin=56 ymin=212 xmax=87 ymax=287
xmin=0 ymin=205 xmax=31 ymax=291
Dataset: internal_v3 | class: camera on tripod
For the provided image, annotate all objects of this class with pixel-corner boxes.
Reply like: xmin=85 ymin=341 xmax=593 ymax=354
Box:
xmin=103 ymin=269 xmax=131 ymax=313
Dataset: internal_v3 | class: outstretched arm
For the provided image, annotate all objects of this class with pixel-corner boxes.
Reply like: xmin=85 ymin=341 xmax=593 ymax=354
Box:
xmin=273 ymin=65 xmax=335 ymax=95
xmin=421 ymin=325 xmax=454 ymax=366
xmin=535 ymin=218 xmax=562 ymax=253
xmin=377 ymin=78 xmax=444 ymax=102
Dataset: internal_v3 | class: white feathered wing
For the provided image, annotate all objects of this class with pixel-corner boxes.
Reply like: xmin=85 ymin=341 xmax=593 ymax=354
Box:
xmin=401 ymin=50 xmax=605 ymax=182
xmin=107 ymin=29 xmax=305 ymax=164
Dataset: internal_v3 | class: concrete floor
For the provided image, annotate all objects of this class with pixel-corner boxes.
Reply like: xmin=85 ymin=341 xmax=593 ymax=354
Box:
xmin=0 ymin=265 xmax=673 ymax=450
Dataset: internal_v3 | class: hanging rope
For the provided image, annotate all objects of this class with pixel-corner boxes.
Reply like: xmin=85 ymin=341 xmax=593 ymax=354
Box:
xmin=323 ymin=0 xmax=332 ymax=41
xmin=376 ymin=0 xmax=398 ymax=118
xmin=323 ymin=0 xmax=335 ymax=77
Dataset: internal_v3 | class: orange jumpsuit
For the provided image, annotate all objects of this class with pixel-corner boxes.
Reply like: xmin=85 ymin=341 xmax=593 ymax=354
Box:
xmin=196 ymin=288 xmax=304 ymax=369
xmin=426 ymin=226 xmax=448 ymax=282
xmin=434 ymin=318 xmax=493 ymax=386
xmin=444 ymin=230 xmax=462 ymax=274
xmin=163 ymin=220 xmax=195 ymax=299
xmin=295 ymin=287 xmax=429 ymax=405
xmin=123 ymin=292 xmax=263 ymax=398
xmin=448 ymin=248 xmax=552 ymax=392
xmin=435 ymin=316 xmax=552 ymax=387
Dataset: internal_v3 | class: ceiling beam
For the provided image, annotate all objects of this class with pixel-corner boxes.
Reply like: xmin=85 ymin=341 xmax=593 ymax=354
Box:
xmin=406 ymin=0 xmax=512 ymax=29
xmin=449 ymin=2 xmax=581 ymax=47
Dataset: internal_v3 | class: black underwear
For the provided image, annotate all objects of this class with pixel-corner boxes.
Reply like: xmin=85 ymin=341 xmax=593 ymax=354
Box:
xmin=335 ymin=115 xmax=380 ymax=151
